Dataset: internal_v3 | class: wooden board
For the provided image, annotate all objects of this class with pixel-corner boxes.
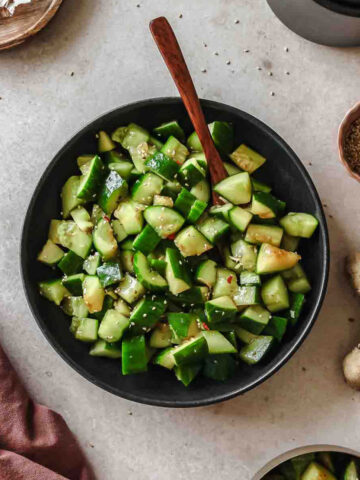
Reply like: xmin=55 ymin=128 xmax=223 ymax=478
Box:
xmin=0 ymin=0 xmax=63 ymax=51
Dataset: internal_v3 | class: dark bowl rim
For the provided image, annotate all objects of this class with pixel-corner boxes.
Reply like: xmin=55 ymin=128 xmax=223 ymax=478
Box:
xmin=20 ymin=96 xmax=330 ymax=408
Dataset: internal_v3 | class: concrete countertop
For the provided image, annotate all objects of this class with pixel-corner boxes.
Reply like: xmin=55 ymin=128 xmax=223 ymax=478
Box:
xmin=1 ymin=1 xmax=359 ymax=478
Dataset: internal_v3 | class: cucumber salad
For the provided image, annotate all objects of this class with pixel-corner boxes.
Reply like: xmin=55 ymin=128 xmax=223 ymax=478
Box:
xmin=37 ymin=119 xmax=318 ymax=386
xmin=262 ymin=451 xmax=359 ymax=480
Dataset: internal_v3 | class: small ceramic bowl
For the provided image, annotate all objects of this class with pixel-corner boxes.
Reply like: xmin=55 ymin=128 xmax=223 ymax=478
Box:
xmin=338 ymin=101 xmax=360 ymax=183
xmin=253 ymin=445 xmax=360 ymax=480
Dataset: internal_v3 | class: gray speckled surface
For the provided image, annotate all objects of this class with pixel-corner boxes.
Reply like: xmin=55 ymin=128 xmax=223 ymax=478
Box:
xmin=1 ymin=1 xmax=360 ymax=479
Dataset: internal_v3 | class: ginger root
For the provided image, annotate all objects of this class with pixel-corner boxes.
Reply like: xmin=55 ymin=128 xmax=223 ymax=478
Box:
xmin=343 ymin=345 xmax=360 ymax=390
xmin=346 ymin=253 xmax=360 ymax=295
xmin=343 ymin=253 xmax=360 ymax=390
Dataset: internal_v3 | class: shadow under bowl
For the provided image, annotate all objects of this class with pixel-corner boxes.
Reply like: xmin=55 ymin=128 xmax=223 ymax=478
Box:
xmin=21 ymin=97 xmax=330 ymax=408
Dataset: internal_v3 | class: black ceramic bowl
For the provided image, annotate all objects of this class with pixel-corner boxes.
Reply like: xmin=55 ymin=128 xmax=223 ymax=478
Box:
xmin=21 ymin=98 xmax=329 ymax=407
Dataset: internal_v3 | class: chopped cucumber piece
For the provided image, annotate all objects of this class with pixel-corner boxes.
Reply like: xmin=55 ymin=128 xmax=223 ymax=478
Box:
xmin=187 ymin=121 xmax=234 ymax=154
xmin=96 ymin=262 xmax=122 ymax=288
xmin=90 ymin=340 xmax=122 ymax=359
xmin=281 ymin=264 xmax=311 ymax=294
xmin=133 ymin=251 xmax=168 ymax=292
xmin=91 ymin=295 xmax=114 ymax=321
xmin=245 ymin=224 xmax=284 ymax=247
xmin=144 ymin=205 xmax=185 ymax=238
xmin=165 ymin=248 xmax=192 ymax=295
xmin=261 ymin=275 xmax=290 ymax=313
xmin=122 ymin=335 xmax=148 ymax=375
xmin=239 ymin=305 xmax=271 ymax=334
xmin=37 ymin=240 xmax=64 ymax=265
xmin=77 ymin=155 xmax=105 ymax=201
xmin=233 ymin=286 xmax=261 ymax=307
xmin=133 ymin=224 xmax=161 ymax=256
xmin=240 ymin=271 xmax=261 ymax=286
xmin=257 ymin=244 xmax=301 ymax=274
xmin=175 ymin=364 xmax=202 ymax=386
xmin=203 ymin=354 xmax=237 ymax=381
xmin=57 ymin=221 xmax=92 ymax=259
xmin=98 ymin=171 xmax=128 ymax=214
xmin=97 ymin=130 xmax=115 ymax=153
xmin=114 ymin=298 xmax=131 ymax=316
xmin=287 ymin=292 xmax=306 ymax=326
xmin=131 ymin=172 xmax=163 ymax=205
xmin=197 ymin=216 xmax=230 ymax=243
xmin=130 ymin=295 xmax=166 ymax=331
xmin=111 ymin=219 xmax=128 ymax=243
xmin=48 ymin=219 xmax=62 ymax=244
xmin=190 ymin=179 xmax=210 ymax=202
xmin=263 ymin=316 xmax=288 ymax=342
xmin=230 ymin=239 xmax=258 ymax=272
xmin=230 ymin=144 xmax=266 ymax=173
xmin=93 ymin=218 xmax=118 ymax=261
xmin=61 ymin=176 xmax=84 ymax=219
xmin=229 ymin=206 xmax=253 ymax=232
xmin=70 ymin=206 xmax=93 ymax=233
xmin=239 ymin=335 xmax=274 ymax=365
xmin=120 ymin=250 xmax=134 ymax=274
xmin=214 ymin=172 xmax=252 ymax=205
xmin=153 ymin=120 xmax=185 ymax=142
xmin=167 ymin=286 xmax=209 ymax=306
xmin=58 ymin=250 xmax=83 ymax=276
xmin=344 ymin=460 xmax=360 ymax=480
xmin=168 ymin=313 xmax=200 ymax=343
xmin=153 ymin=346 xmax=176 ymax=370
xmin=83 ymin=275 xmax=105 ymax=314
xmin=161 ymin=135 xmax=189 ymax=165
xmin=39 ymin=279 xmax=69 ymax=306
xmin=62 ymin=296 xmax=88 ymax=318
xmin=202 ymin=330 xmax=237 ymax=354
xmin=280 ymin=212 xmax=319 ymax=238
xmin=212 ymin=268 xmax=238 ymax=298
xmin=178 ymin=158 xmax=206 ymax=187
xmin=251 ymin=191 xmax=285 ymax=219
xmin=83 ymin=252 xmax=101 ymax=275
xmin=62 ymin=273 xmax=85 ymax=296
xmin=145 ymin=151 xmax=180 ymax=181
xmin=153 ymin=195 xmax=174 ymax=207
xmin=150 ymin=324 xmax=172 ymax=348
xmin=205 ymin=296 xmax=237 ymax=323
xmin=235 ymin=326 xmax=258 ymax=345
xmin=195 ymin=259 xmax=217 ymax=288
xmin=224 ymin=162 xmax=242 ymax=176
xmin=98 ymin=309 xmax=129 ymax=342
xmin=75 ymin=318 xmax=99 ymax=342
xmin=108 ymin=160 xmax=134 ymax=180
xmin=115 ymin=273 xmax=146 ymax=304
xmin=174 ymin=226 xmax=213 ymax=257
xmin=281 ymin=233 xmax=300 ymax=252
xmin=173 ymin=336 xmax=208 ymax=366
xmin=114 ymin=199 xmax=144 ymax=235
xmin=301 ymin=462 xmax=337 ymax=480
xmin=209 ymin=203 xmax=233 ymax=222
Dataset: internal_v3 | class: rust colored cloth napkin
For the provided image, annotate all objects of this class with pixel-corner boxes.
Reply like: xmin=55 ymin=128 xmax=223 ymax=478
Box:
xmin=0 ymin=344 xmax=95 ymax=480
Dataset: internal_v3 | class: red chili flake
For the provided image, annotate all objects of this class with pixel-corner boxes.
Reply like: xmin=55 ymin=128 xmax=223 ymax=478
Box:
xmin=227 ymin=275 xmax=233 ymax=284
xmin=202 ymin=322 xmax=210 ymax=331
xmin=167 ymin=233 xmax=176 ymax=240
xmin=104 ymin=215 xmax=110 ymax=222
xmin=131 ymin=255 xmax=134 ymax=263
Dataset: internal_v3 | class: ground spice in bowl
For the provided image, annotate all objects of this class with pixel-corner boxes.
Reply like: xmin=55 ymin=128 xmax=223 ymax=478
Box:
xmin=344 ymin=118 xmax=360 ymax=176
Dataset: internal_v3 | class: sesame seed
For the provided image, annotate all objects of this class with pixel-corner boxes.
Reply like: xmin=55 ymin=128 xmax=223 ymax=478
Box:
xmin=226 ymin=60 xmax=231 ymax=65
xmin=268 ymin=71 xmax=273 ymax=76
xmin=284 ymin=47 xmax=289 ymax=52
xmin=179 ymin=13 xmax=183 ymax=18
xmin=234 ymin=19 xmax=240 ymax=24
xmin=243 ymin=49 xmax=250 ymax=53
xmin=270 ymin=91 xmax=275 ymax=96
xmin=201 ymin=68 xmax=207 ymax=73
xmin=214 ymin=51 xmax=219 ymax=56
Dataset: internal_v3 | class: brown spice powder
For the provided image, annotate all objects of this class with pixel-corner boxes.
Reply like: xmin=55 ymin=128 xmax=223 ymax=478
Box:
xmin=344 ymin=118 xmax=360 ymax=175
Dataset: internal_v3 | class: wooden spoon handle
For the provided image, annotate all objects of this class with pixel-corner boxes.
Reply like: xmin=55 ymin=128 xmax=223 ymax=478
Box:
xmin=150 ymin=16 xmax=227 ymax=202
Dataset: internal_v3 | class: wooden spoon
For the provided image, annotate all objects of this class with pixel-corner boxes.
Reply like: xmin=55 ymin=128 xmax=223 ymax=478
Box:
xmin=150 ymin=16 xmax=228 ymax=204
